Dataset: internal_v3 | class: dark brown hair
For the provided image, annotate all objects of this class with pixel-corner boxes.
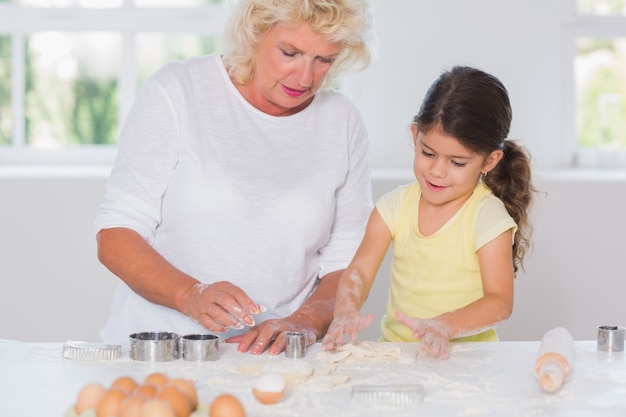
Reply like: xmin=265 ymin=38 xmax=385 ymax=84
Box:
xmin=413 ymin=66 xmax=536 ymax=273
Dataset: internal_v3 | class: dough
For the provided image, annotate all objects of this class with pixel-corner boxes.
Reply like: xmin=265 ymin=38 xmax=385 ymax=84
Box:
xmin=237 ymin=358 xmax=314 ymax=383
xmin=315 ymin=341 xmax=402 ymax=363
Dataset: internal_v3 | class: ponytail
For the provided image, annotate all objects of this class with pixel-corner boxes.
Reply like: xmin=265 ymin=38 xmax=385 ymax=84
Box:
xmin=484 ymin=140 xmax=536 ymax=273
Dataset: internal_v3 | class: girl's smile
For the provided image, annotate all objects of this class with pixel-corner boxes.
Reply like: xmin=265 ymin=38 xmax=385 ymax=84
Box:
xmin=412 ymin=125 xmax=489 ymax=210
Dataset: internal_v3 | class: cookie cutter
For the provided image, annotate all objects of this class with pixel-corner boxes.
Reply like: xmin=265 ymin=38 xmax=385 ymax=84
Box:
xmin=596 ymin=325 xmax=625 ymax=352
xmin=62 ymin=341 xmax=121 ymax=361
xmin=129 ymin=331 xmax=180 ymax=361
xmin=285 ymin=331 xmax=307 ymax=358
xmin=181 ymin=334 xmax=220 ymax=361
xmin=351 ymin=384 xmax=424 ymax=408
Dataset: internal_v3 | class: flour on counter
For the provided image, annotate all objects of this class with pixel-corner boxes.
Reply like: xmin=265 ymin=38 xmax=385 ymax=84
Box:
xmin=315 ymin=341 xmax=407 ymax=363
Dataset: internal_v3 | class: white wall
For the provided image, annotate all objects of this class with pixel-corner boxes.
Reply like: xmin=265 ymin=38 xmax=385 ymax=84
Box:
xmin=1 ymin=172 xmax=625 ymax=343
xmin=2 ymin=0 xmax=625 ymax=343
xmin=344 ymin=0 xmax=574 ymax=171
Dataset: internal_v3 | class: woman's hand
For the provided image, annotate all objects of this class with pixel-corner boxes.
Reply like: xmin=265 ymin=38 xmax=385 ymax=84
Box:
xmin=227 ymin=270 xmax=344 ymax=355
xmin=321 ymin=311 xmax=374 ymax=351
xmin=396 ymin=310 xmax=451 ymax=360
xmin=181 ymin=281 xmax=262 ymax=333
xmin=225 ymin=315 xmax=317 ymax=355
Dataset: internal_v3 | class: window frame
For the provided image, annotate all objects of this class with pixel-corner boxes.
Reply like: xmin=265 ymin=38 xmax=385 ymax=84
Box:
xmin=0 ymin=2 xmax=232 ymax=165
xmin=564 ymin=12 xmax=626 ymax=168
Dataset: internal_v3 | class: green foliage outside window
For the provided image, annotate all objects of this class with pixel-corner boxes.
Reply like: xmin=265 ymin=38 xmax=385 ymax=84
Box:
xmin=0 ymin=36 xmax=10 ymax=146
xmin=71 ymin=78 xmax=118 ymax=145
xmin=24 ymin=33 xmax=120 ymax=147
xmin=577 ymin=0 xmax=626 ymax=14
xmin=576 ymin=38 xmax=626 ymax=149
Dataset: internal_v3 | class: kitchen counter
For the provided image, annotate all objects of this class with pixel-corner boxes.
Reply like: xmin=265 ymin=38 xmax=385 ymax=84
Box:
xmin=2 ymin=339 xmax=625 ymax=416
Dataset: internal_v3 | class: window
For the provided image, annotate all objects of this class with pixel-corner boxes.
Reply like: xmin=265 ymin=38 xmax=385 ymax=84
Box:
xmin=0 ymin=0 xmax=230 ymax=164
xmin=571 ymin=0 xmax=626 ymax=168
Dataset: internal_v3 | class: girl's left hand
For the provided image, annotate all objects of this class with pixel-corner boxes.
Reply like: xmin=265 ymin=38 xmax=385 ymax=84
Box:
xmin=395 ymin=310 xmax=451 ymax=360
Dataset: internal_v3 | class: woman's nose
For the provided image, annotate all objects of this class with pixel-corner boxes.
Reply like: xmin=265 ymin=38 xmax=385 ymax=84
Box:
xmin=295 ymin=61 xmax=314 ymax=88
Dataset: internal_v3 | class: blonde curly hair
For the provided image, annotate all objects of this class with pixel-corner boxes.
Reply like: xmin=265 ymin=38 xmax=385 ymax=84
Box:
xmin=222 ymin=0 xmax=376 ymax=89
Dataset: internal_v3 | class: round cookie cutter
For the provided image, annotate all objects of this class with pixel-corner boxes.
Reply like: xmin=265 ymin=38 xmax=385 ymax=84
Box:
xmin=181 ymin=334 xmax=220 ymax=361
xmin=129 ymin=331 xmax=180 ymax=361
xmin=63 ymin=341 xmax=121 ymax=361
xmin=596 ymin=325 xmax=625 ymax=352
xmin=285 ymin=331 xmax=307 ymax=358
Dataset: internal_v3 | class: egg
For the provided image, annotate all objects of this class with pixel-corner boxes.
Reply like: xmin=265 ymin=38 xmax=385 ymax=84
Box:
xmin=144 ymin=372 xmax=169 ymax=387
xmin=167 ymin=379 xmax=198 ymax=410
xmin=75 ymin=382 xmax=107 ymax=414
xmin=209 ymin=394 xmax=246 ymax=417
xmin=135 ymin=383 xmax=160 ymax=398
xmin=157 ymin=385 xmax=192 ymax=417
xmin=118 ymin=394 xmax=149 ymax=417
xmin=252 ymin=373 xmax=286 ymax=405
xmin=110 ymin=376 xmax=139 ymax=394
xmin=96 ymin=388 xmax=128 ymax=417
xmin=140 ymin=398 xmax=177 ymax=417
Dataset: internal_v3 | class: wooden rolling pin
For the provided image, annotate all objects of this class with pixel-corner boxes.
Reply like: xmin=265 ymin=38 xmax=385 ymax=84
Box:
xmin=534 ymin=327 xmax=575 ymax=393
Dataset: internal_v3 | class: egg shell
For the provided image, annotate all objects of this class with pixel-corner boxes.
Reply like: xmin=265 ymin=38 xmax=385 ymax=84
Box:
xmin=110 ymin=376 xmax=139 ymax=394
xmin=140 ymin=398 xmax=177 ymax=417
xmin=135 ymin=383 xmax=160 ymax=398
xmin=252 ymin=373 xmax=286 ymax=404
xmin=75 ymin=382 xmax=107 ymax=414
xmin=157 ymin=385 xmax=192 ymax=417
xmin=96 ymin=388 xmax=128 ymax=417
xmin=144 ymin=372 xmax=169 ymax=387
xmin=209 ymin=394 xmax=246 ymax=417
xmin=167 ymin=379 xmax=198 ymax=410
xmin=119 ymin=394 xmax=149 ymax=417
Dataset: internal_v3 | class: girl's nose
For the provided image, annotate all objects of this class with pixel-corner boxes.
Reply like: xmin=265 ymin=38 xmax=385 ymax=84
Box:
xmin=430 ymin=159 xmax=447 ymax=178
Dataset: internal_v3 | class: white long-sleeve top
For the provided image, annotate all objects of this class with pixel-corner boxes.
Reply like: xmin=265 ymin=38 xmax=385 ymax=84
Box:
xmin=94 ymin=54 xmax=372 ymax=344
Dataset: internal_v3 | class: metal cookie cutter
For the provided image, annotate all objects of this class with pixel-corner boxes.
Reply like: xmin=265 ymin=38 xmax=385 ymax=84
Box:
xmin=285 ymin=331 xmax=307 ymax=358
xmin=63 ymin=341 xmax=121 ymax=361
xmin=597 ymin=325 xmax=625 ymax=352
xmin=181 ymin=334 xmax=220 ymax=361
xmin=129 ymin=331 xmax=180 ymax=361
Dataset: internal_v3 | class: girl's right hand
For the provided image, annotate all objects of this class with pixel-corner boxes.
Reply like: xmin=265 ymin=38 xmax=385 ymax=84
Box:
xmin=321 ymin=311 xmax=374 ymax=350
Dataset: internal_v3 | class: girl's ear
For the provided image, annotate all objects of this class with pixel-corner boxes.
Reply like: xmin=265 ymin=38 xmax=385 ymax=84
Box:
xmin=410 ymin=123 xmax=418 ymax=146
xmin=483 ymin=149 xmax=504 ymax=174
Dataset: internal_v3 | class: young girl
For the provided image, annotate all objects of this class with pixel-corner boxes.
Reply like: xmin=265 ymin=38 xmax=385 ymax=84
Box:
xmin=322 ymin=66 xmax=536 ymax=359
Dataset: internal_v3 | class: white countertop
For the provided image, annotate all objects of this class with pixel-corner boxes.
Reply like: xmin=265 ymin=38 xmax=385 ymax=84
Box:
xmin=2 ymin=339 xmax=625 ymax=416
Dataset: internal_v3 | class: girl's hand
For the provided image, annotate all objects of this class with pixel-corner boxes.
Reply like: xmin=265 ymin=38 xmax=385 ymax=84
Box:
xmin=396 ymin=310 xmax=451 ymax=360
xmin=321 ymin=311 xmax=374 ymax=351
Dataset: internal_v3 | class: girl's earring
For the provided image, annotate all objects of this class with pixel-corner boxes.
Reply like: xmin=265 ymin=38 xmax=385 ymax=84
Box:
xmin=481 ymin=171 xmax=487 ymax=182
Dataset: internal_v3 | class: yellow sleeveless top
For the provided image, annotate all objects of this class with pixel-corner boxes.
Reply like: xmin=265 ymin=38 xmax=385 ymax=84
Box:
xmin=376 ymin=182 xmax=516 ymax=343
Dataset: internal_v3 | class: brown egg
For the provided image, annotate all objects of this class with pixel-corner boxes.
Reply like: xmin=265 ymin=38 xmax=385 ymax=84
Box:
xmin=96 ymin=388 xmax=128 ymax=417
xmin=144 ymin=372 xmax=169 ymax=387
xmin=252 ymin=373 xmax=286 ymax=405
xmin=209 ymin=394 xmax=246 ymax=417
xmin=167 ymin=379 xmax=198 ymax=410
xmin=140 ymin=398 xmax=177 ymax=417
xmin=75 ymin=382 xmax=107 ymax=414
xmin=119 ymin=394 xmax=149 ymax=417
xmin=135 ymin=383 xmax=160 ymax=398
xmin=157 ymin=385 xmax=192 ymax=417
xmin=110 ymin=376 xmax=139 ymax=394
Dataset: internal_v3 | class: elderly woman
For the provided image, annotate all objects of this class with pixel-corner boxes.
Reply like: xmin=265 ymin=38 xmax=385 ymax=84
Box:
xmin=95 ymin=0 xmax=376 ymax=355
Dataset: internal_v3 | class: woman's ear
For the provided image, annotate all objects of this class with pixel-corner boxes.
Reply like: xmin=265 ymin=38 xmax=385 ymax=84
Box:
xmin=483 ymin=149 xmax=504 ymax=174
